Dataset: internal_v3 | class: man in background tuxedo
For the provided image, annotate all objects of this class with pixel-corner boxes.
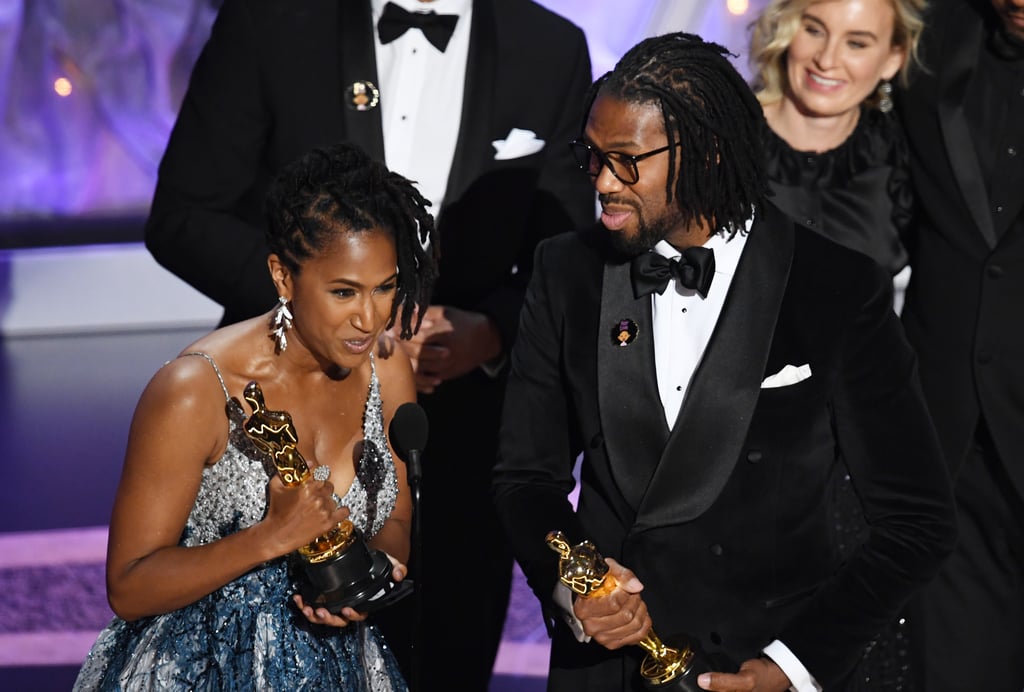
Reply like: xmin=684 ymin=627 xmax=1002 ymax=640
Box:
xmin=144 ymin=1 xmax=595 ymax=689
xmin=492 ymin=33 xmax=957 ymax=692
xmin=895 ymin=0 xmax=1024 ymax=688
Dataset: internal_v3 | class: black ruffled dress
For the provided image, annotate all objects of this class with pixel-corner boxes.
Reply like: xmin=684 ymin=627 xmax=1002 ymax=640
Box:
xmin=764 ymin=107 xmax=913 ymax=275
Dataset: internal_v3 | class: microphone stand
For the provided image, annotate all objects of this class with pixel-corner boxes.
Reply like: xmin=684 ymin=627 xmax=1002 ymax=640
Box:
xmin=389 ymin=402 xmax=427 ymax=692
xmin=408 ymin=451 xmax=423 ymax=692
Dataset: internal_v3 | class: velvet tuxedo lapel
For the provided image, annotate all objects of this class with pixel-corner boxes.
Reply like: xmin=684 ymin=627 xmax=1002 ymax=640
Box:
xmin=598 ymin=259 xmax=670 ymax=510
xmin=936 ymin=10 xmax=997 ymax=248
xmin=338 ymin=1 xmax=385 ymax=161
xmin=635 ymin=211 xmax=793 ymax=531
xmin=444 ymin=0 xmax=496 ymax=206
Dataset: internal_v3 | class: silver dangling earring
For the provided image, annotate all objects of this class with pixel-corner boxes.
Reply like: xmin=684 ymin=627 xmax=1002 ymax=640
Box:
xmin=270 ymin=296 xmax=293 ymax=353
xmin=878 ymin=80 xmax=893 ymax=114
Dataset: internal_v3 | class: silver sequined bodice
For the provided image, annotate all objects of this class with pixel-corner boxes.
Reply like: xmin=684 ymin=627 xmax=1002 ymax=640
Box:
xmin=71 ymin=351 xmax=407 ymax=692
xmin=181 ymin=351 xmax=400 ymax=547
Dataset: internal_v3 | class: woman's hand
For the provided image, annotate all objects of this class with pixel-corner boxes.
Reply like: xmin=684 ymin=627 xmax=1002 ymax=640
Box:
xmin=292 ymin=553 xmax=408 ymax=628
xmin=293 ymin=593 xmax=368 ymax=627
xmin=384 ymin=552 xmax=408 ymax=584
xmin=262 ymin=474 xmax=350 ymax=558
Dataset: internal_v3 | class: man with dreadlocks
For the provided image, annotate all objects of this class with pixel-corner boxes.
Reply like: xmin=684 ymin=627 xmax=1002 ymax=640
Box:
xmin=492 ymin=33 xmax=956 ymax=692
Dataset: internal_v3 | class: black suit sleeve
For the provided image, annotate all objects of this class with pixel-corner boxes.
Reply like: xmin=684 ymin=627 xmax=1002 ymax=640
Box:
xmin=778 ymin=262 xmax=958 ymax=685
xmin=493 ymin=235 xmax=589 ymax=607
xmin=144 ymin=0 xmax=278 ymax=322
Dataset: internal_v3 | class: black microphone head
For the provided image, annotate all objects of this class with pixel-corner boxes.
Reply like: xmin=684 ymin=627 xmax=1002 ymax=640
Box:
xmin=389 ymin=402 xmax=429 ymax=461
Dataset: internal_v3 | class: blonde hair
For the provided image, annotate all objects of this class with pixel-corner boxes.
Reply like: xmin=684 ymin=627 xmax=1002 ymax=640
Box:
xmin=748 ymin=0 xmax=927 ymax=107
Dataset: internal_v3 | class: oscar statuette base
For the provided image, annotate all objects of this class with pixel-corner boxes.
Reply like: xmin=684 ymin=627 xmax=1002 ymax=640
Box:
xmin=299 ymin=529 xmax=413 ymax=615
xmin=640 ymin=633 xmax=715 ymax=691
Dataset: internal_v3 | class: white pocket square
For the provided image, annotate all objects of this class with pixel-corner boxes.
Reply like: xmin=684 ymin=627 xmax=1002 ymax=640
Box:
xmin=761 ymin=363 xmax=812 ymax=389
xmin=491 ymin=127 xmax=545 ymax=160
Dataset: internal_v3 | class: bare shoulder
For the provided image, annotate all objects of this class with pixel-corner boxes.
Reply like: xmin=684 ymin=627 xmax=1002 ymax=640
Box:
xmin=134 ymin=321 xmax=267 ymax=432
xmin=124 ymin=318 xmax=272 ymax=472
xmin=139 ymin=351 xmax=231 ymax=423
xmin=375 ymin=332 xmax=412 ymax=374
xmin=373 ymin=332 xmax=416 ymax=414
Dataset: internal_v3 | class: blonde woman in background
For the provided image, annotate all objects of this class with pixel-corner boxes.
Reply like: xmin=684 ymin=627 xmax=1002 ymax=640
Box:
xmin=750 ymin=0 xmax=925 ymax=312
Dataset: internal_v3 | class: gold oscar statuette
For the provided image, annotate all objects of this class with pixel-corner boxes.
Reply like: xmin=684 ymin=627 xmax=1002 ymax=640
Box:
xmin=546 ymin=530 xmax=715 ymax=691
xmin=238 ymin=381 xmax=411 ymax=614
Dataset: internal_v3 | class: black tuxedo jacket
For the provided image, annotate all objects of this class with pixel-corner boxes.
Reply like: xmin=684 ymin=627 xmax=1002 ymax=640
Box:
xmin=895 ymin=0 xmax=1024 ymax=497
xmin=145 ymin=0 xmax=595 ymax=342
xmin=493 ymin=204 xmax=956 ymax=690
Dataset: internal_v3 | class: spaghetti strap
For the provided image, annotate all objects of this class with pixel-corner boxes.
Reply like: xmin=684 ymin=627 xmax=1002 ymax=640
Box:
xmin=179 ymin=351 xmax=231 ymax=402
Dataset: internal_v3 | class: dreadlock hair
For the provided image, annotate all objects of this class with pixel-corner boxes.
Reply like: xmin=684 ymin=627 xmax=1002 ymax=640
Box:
xmin=264 ymin=142 xmax=440 ymax=340
xmin=585 ymin=32 xmax=768 ymax=238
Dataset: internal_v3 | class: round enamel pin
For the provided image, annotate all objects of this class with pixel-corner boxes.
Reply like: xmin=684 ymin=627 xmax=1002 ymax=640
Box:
xmin=612 ymin=318 xmax=639 ymax=347
xmin=346 ymin=81 xmax=380 ymax=111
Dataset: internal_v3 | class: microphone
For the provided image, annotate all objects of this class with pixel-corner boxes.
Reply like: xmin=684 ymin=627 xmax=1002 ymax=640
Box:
xmin=389 ymin=402 xmax=428 ymax=485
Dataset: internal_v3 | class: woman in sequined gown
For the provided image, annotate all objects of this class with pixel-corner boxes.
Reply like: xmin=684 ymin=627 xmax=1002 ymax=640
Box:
xmin=748 ymin=0 xmax=926 ymax=690
xmin=73 ymin=142 xmax=439 ymax=691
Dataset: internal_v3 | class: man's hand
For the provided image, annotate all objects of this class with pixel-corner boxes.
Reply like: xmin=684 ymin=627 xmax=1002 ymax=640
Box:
xmin=572 ymin=558 xmax=653 ymax=650
xmin=697 ymin=656 xmax=791 ymax=692
xmin=390 ymin=305 xmax=502 ymax=393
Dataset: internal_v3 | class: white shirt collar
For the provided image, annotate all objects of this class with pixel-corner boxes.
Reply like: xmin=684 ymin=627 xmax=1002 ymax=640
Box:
xmin=372 ymin=0 xmax=472 ymax=17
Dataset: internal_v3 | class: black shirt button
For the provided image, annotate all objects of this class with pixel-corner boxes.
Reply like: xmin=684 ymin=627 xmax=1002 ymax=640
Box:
xmin=709 ymin=544 xmax=724 ymax=556
xmin=987 ymin=265 xmax=1004 ymax=279
xmin=747 ymin=450 xmax=763 ymax=464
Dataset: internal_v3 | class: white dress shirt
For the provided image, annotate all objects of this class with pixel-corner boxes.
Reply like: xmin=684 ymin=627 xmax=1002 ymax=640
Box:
xmin=372 ymin=0 xmax=471 ymax=218
xmin=651 ymin=231 xmax=744 ymax=428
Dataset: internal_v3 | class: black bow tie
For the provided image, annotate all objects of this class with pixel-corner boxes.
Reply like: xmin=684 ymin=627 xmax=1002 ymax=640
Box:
xmin=630 ymin=247 xmax=716 ymax=299
xmin=378 ymin=2 xmax=459 ymax=52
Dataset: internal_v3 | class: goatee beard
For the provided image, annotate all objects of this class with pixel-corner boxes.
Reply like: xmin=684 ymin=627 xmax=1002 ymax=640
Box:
xmin=604 ymin=212 xmax=674 ymax=258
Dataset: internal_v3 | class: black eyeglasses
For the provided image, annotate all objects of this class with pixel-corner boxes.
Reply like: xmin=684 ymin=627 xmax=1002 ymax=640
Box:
xmin=569 ymin=138 xmax=677 ymax=185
